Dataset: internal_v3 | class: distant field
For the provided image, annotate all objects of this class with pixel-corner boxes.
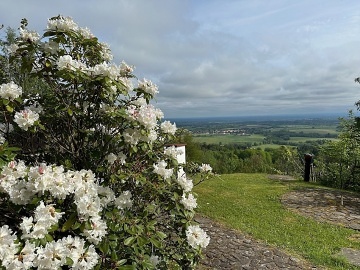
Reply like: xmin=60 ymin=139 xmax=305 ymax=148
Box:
xmin=193 ymin=134 xmax=337 ymax=146
xmin=288 ymin=137 xmax=338 ymax=143
xmin=193 ymin=134 xmax=265 ymax=144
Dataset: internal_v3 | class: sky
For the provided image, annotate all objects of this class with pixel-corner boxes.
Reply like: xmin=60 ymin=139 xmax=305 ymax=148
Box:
xmin=1 ymin=0 xmax=360 ymax=118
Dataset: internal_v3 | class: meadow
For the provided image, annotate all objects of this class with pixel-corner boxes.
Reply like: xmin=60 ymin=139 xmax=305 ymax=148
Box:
xmin=194 ymin=174 xmax=360 ymax=269
xmin=190 ymin=118 xmax=340 ymax=147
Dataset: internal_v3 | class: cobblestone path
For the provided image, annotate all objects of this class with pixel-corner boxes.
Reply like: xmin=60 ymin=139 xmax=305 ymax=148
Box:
xmin=197 ymin=215 xmax=318 ymax=270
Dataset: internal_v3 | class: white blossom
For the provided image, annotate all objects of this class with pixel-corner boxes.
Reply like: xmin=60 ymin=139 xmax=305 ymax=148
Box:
xmin=114 ymin=190 xmax=133 ymax=210
xmin=176 ymin=174 xmax=194 ymax=192
xmin=0 ymin=134 xmax=5 ymax=144
xmin=138 ymin=78 xmax=159 ymax=96
xmin=7 ymin=44 xmax=19 ymax=55
xmin=106 ymin=153 xmax=117 ymax=165
xmin=180 ymin=193 xmax=197 ymax=211
xmin=0 ymin=225 xmax=19 ymax=263
xmin=97 ymin=186 xmax=115 ymax=207
xmin=117 ymin=152 xmax=127 ymax=165
xmin=160 ymin=121 xmax=177 ymax=135
xmin=0 ymin=81 xmax=22 ymax=100
xmin=100 ymin=42 xmax=113 ymax=61
xmin=79 ymin=27 xmax=95 ymax=39
xmin=82 ymin=216 xmax=107 ymax=244
xmin=153 ymin=160 xmax=173 ymax=179
xmin=72 ymin=244 xmax=99 ymax=269
xmin=164 ymin=146 xmax=180 ymax=160
xmin=123 ymin=128 xmax=141 ymax=145
xmin=3 ymin=240 xmax=37 ymax=269
xmin=57 ymin=55 xmax=84 ymax=71
xmin=149 ymin=255 xmax=160 ymax=268
xmin=47 ymin=16 xmax=79 ymax=31
xmin=199 ymin=163 xmax=213 ymax=173
xmin=186 ymin=225 xmax=210 ymax=249
xmin=120 ymin=60 xmax=134 ymax=76
xmin=19 ymin=28 xmax=40 ymax=43
xmin=14 ymin=109 xmax=39 ymax=131
xmin=33 ymin=240 xmax=67 ymax=269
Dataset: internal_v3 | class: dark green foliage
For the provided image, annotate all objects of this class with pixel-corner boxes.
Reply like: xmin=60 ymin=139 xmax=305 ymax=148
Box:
xmin=317 ymin=111 xmax=360 ymax=191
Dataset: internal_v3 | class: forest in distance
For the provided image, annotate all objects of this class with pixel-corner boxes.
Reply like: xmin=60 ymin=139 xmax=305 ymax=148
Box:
xmin=168 ymin=113 xmax=348 ymax=176
xmin=169 ymin=113 xmax=341 ymax=149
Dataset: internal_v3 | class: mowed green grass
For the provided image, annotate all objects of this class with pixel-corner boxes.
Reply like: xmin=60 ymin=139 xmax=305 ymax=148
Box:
xmin=194 ymin=174 xmax=360 ymax=269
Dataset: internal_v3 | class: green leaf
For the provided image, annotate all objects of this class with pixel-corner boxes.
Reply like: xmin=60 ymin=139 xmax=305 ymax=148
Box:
xmin=5 ymin=105 xmax=13 ymax=113
xmin=72 ymin=222 xmax=82 ymax=230
xmin=61 ymin=213 xmax=77 ymax=232
xmin=118 ymin=265 xmax=136 ymax=270
xmin=124 ymin=236 xmax=135 ymax=246
xmin=99 ymin=240 xmax=109 ymax=254
xmin=45 ymin=234 xmax=54 ymax=242
xmin=65 ymin=257 xmax=74 ymax=266
xmin=108 ymin=234 xmax=118 ymax=241
xmin=67 ymin=108 xmax=73 ymax=116
xmin=137 ymin=236 xmax=148 ymax=247
xmin=45 ymin=59 xmax=52 ymax=68
xmin=111 ymin=250 xmax=118 ymax=261
xmin=156 ymin=231 xmax=167 ymax=239
xmin=117 ymin=259 xmax=127 ymax=266
xmin=40 ymin=237 xmax=47 ymax=246
xmin=149 ymin=238 xmax=162 ymax=248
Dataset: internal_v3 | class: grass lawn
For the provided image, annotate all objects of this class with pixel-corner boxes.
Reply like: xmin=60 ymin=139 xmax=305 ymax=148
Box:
xmin=194 ymin=174 xmax=360 ymax=270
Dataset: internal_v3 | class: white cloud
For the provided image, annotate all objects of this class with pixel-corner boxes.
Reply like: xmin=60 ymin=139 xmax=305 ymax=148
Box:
xmin=1 ymin=0 xmax=360 ymax=118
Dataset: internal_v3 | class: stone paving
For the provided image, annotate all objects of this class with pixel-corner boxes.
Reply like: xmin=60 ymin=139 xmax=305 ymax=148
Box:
xmin=196 ymin=180 xmax=360 ymax=269
xmin=196 ymin=215 xmax=318 ymax=270
xmin=281 ymin=187 xmax=360 ymax=230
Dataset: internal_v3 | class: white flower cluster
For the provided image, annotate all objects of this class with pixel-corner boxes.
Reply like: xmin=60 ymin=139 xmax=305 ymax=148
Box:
xmin=20 ymin=201 xmax=64 ymax=240
xmin=120 ymin=60 xmax=134 ymax=76
xmin=138 ymin=78 xmax=159 ymax=96
xmin=153 ymin=160 xmax=174 ymax=179
xmin=114 ymin=190 xmax=133 ymax=210
xmin=1 ymin=161 xmax=110 ymax=241
xmin=106 ymin=152 xmax=126 ymax=165
xmin=57 ymin=55 xmax=86 ymax=71
xmin=164 ymin=145 xmax=182 ymax=160
xmin=160 ymin=120 xmax=177 ymax=135
xmin=199 ymin=163 xmax=213 ymax=173
xmin=0 ymin=227 xmax=98 ymax=270
xmin=47 ymin=16 xmax=79 ymax=32
xmin=56 ymin=56 xmax=135 ymax=94
xmin=14 ymin=108 xmax=39 ymax=131
xmin=7 ymin=44 xmax=19 ymax=55
xmin=19 ymin=28 xmax=40 ymax=43
xmin=176 ymin=174 xmax=194 ymax=193
xmin=185 ymin=225 xmax=210 ymax=249
xmin=126 ymin=103 xmax=163 ymax=130
xmin=99 ymin=42 xmax=113 ymax=61
xmin=0 ymin=159 xmax=138 ymax=268
xmin=0 ymin=82 xmax=42 ymax=131
xmin=0 ymin=81 xmax=22 ymax=100
xmin=180 ymin=193 xmax=197 ymax=211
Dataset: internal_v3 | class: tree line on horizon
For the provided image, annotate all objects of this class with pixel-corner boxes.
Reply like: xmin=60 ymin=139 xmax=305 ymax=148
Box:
xmin=174 ymin=111 xmax=360 ymax=193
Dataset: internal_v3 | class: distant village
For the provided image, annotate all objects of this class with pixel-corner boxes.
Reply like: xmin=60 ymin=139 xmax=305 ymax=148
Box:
xmin=197 ymin=128 xmax=250 ymax=136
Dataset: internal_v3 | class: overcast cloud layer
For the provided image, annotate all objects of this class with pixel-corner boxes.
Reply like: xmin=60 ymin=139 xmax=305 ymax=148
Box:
xmin=1 ymin=0 xmax=360 ymax=118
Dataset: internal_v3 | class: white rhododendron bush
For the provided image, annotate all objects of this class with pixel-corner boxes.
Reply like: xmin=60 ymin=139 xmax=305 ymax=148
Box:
xmin=0 ymin=16 xmax=213 ymax=269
